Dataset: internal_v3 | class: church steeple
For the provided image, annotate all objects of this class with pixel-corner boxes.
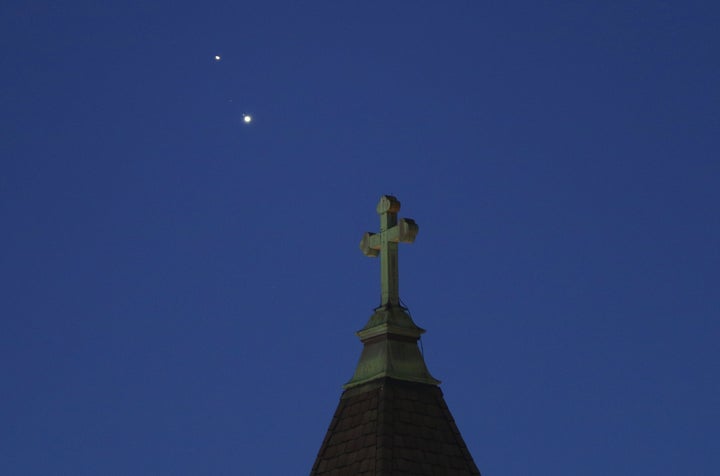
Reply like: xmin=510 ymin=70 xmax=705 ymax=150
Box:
xmin=310 ymin=196 xmax=481 ymax=475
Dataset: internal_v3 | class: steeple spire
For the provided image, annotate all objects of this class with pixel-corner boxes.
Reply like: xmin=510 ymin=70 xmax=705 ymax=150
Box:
xmin=310 ymin=195 xmax=482 ymax=475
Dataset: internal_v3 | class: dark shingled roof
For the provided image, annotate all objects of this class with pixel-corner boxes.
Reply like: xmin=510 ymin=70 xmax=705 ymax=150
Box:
xmin=310 ymin=378 xmax=481 ymax=475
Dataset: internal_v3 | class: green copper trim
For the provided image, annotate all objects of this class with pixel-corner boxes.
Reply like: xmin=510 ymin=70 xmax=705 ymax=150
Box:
xmin=343 ymin=340 xmax=441 ymax=388
xmin=344 ymin=306 xmax=440 ymax=389
xmin=357 ymin=305 xmax=424 ymax=338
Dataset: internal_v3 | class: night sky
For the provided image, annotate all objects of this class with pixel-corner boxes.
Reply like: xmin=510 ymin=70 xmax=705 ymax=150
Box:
xmin=2 ymin=2 xmax=719 ymax=475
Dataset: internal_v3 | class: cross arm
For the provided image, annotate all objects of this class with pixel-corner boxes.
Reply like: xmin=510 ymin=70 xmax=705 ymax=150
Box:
xmin=359 ymin=218 xmax=419 ymax=257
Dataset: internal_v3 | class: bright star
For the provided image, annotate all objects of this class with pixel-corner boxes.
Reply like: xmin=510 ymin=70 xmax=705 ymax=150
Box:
xmin=214 ymin=55 xmax=221 ymax=61
xmin=243 ymin=114 xmax=252 ymax=124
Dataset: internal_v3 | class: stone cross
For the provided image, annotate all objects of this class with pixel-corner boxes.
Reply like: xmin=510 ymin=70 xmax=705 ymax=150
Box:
xmin=360 ymin=195 xmax=419 ymax=307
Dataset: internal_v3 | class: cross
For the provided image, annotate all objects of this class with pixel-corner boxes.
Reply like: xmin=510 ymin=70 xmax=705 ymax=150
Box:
xmin=360 ymin=195 xmax=419 ymax=308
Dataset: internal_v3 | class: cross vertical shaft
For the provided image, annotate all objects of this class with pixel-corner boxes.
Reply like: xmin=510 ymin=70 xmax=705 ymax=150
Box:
xmin=380 ymin=204 xmax=399 ymax=307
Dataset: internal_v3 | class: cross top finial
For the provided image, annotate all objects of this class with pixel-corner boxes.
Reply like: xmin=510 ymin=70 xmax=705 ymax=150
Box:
xmin=376 ymin=195 xmax=401 ymax=214
xmin=360 ymin=195 xmax=419 ymax=307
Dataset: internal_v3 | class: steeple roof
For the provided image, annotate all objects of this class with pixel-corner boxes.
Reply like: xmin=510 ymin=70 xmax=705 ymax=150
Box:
xmin=310 ymin=196 xmax=481 ymax=475
xmin=310 ymin=378 xmax=480 ymax=475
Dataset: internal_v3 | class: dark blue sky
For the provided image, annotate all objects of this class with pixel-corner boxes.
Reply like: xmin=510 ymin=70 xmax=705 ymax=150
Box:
xmin=2 ymin=1 xmax=718 ymax=474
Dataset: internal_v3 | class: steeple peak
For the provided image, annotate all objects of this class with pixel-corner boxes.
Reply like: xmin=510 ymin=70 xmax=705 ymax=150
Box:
xmin=310 ymin=196 xmax=481 ymax=475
